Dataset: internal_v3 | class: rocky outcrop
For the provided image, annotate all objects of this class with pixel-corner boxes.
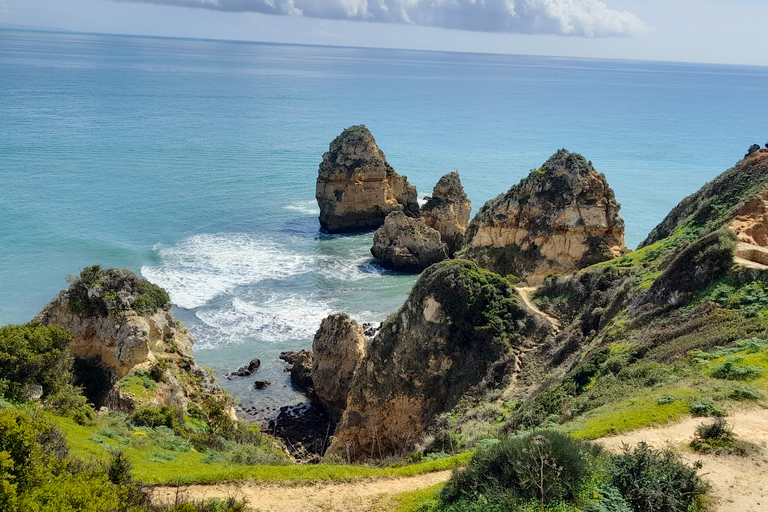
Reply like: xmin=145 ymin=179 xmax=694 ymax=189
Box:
xmin=463 ymin=150 xmax=627 ymax=284
xmin=371 ymin=211 xmax=449 ymax=272
xmin=312 ymin=313 xmax=365 ymax=421
xmin=316 ymin=125 xmax=419 ymax=233
xmin=35 ymin=266 xmax=233 ymax=414
xmin=326 ymin=260 xmax=552 ymax=461
xmin=421 ymin=171 xmax=472 ymax=256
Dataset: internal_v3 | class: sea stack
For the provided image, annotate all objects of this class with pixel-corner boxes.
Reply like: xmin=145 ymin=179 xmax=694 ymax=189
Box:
xmin=316 ymin=125 xmax=419 ymax=233
xmin=421 ymin=171 xmax=472 ymax=256
xmin=371 ymin=211 xmax=448 ymax=272
xmin=463 ymin=149 xmax=628 ymax=284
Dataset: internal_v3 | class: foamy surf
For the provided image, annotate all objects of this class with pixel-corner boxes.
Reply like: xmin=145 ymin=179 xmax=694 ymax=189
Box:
xmin=141 ymin=233 xmax=316 ymax=309
xmin=194 ymin=295 xmax=333 ymax=347
xmin=282 ymin=200 xmax=320 ymax=215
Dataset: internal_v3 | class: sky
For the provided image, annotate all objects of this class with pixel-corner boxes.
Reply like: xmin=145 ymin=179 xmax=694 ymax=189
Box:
xmin=1 ymin=0 xmax=767 ymax=66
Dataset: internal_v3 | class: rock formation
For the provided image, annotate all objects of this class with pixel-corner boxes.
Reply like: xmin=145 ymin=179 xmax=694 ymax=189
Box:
xmin=326 ymin=260 xmax=552 ymax=461
xmin=316 ymin=125 xmax=419 ymax=233
xmin=312 ymin=313 xmax=365 ymax=421
xmin=420 ymin=171 xmax=472 ymax=256
xmin=371 ymin=211 xmax=449 ymax=272
xmin=35 ymin=265 xmax=233 ymax=414
xmin=463 ymin=150 xmax=627 ymax=284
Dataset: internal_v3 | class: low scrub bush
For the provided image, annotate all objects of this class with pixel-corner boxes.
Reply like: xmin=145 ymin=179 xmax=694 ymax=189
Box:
xmin=688 ymin=398 xmax=726 ymax=417
xmin=610 ymin=442 xmax=708 ymax=512
xmin=710 ymin=357 xmax=765 ymax=381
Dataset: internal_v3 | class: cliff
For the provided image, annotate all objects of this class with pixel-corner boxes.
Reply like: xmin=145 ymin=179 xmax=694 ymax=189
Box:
xmin=463 ymin=150 xmax=627 ymax=284
xmin=326 ymin=260 xmax=552 ymax=461
xmin=316 ymin=125 xmax=419 ymax=233
xmin=421 ymin=171 xmax=472 ymax=256
xmin=35 ymin=265 xmax=233 ymax=414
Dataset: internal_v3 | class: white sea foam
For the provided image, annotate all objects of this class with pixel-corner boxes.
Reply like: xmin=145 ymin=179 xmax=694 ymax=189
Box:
xmin=195 ymin=295 xmax=333 ymax=347
xmin=282 ymin=200 xmax=320 ymax=215
xmin=141 ymin=233 xmax=315 ymax=309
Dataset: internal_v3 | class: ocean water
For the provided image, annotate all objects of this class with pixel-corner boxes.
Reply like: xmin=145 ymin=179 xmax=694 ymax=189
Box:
xmin=2 ymin=29 xmax=767 ymax=414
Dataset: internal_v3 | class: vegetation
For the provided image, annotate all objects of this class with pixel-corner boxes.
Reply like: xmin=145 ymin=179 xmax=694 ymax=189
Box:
xmin=690 ymin=417 xmax=760 ymax=456
xmin=420 ymin=431 xmax=707 ymax=512
xmin=66 ymin=265 xmax=170 ymax=317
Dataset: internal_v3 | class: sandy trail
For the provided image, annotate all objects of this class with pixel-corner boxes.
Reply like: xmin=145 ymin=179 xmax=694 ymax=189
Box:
xmin=516 ymin=286 xmax=560 ymax=332
xmin=152 ymin=470 xmax=452 ymax=512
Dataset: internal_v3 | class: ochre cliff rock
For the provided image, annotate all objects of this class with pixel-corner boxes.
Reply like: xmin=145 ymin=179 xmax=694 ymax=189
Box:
xmin=421 ymin=171 xmax=472 ymax=256
xmin=35 ymin=266 xmax=232 ymax=414
xmin=463 ymin=149 xmax=627 ymax=284
xmin=312 ymin=313 xmax=365 ymax=421
xmin=371 ymin=211 xmax=448 ymax=272
xmin=316 ymin=125 xmax=419 ymax=233
xmin=326 ymin=260 xmax=551 ymax=461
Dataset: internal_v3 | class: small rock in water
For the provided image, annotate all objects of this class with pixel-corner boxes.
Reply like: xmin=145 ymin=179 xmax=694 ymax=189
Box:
xmin=228 ymin=358 xmax=261 ymax=379
xmin=254 ymin=380 xmax=271 ymax=390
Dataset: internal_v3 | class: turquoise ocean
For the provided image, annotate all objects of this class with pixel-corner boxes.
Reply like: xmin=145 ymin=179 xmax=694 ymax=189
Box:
xmin=2 ymin=29 xmax=767 ymax=415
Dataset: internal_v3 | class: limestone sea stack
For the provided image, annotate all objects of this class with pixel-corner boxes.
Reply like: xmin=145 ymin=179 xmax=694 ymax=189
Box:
xmin=371 ymin=211 xmax=449 ymax=272
xmin=463 ymin=150 xmax=628 ymax=284
xmin=35 ymin=265 xmax=233 ymax=415
xmin=312 ymin=313 xmax=365 ymax=421
xmin=316 ymin=125 xmax=419 ymax=233
xmin=421 ymin=171 xmax=472 ymax=256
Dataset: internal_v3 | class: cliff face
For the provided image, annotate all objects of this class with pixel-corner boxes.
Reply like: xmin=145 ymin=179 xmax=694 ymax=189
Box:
xmin=326 ymin=260 xmax=552 ymax=461
xmin=463 ymin=150 xmax=627 ymax=284
xmin=35 ymin=266 xmax=232 ymax=414
xmin=421 ymin=171 xmax=472 ymax=256
xmin=370 ymin=211 xmax=449 ymax=272
xmin=316 ymin=125 xmax=419 ymax=233
xmin=312 ymin=313 xmax=365 ymax=422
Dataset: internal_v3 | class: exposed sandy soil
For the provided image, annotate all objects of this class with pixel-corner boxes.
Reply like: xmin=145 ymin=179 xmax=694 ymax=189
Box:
xmin=152 ymin=470 xmax=452 ymax=512
xmin=517 ymin=286 xmax=560 ymax=332
xmin=599 ymin=408 xmax=768 ymax=512
xmin=153 ymin=408 xmax=768 ymax=512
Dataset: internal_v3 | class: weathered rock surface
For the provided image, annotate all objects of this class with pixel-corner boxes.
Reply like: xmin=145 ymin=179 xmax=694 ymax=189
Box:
xmin=371 ymin=211 xmax=449 ymax=272
xmin=35 ymin=266 xmax=232 ymax=414
xmin=312 ymin=313 xmax=365 ymax=421
xmin=464 ymin=150 xmax=627 ymax=284
xmin=421 ymin=171 xmax=472 ymax=256
xmin=316 ymin=125 xmax=419 ymax=233
xmin=288 ymin=350 xmax=315 ymax=394
xmin=326 ymin=260 xmax=552 ymax=461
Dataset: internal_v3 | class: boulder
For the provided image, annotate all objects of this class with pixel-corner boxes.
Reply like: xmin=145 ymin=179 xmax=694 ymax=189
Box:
xmin=228 ymin=358 xmax=261 ymax=379
xmin=420 ymin=171 xmax=472 ymax=256
xmin=316 ymin=125 xmax=419 ymax=233
xmin=371 ymin=211 xmax=449 ymax=272
xmin=312 ymin=313 xmax=365 ymax=421
xmin=463 ymin=150 xmax=627 ymax=284
xmin=289 ymin=350 xmax=314 ymax=393
xmin=326 ymin=260 xmax=552 ymax=461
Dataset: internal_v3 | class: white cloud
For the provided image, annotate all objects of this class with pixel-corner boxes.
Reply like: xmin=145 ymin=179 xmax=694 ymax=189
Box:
xmin=114 ymin=0 xmax=647 ymax=37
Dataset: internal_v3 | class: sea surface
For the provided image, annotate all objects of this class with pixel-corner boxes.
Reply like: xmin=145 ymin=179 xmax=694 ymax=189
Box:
xmin=2 ymin=29 xmax=767 ymax=415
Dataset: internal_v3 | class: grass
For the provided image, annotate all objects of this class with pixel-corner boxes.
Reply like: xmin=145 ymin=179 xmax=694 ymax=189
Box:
xmin=46 ymin=412 xmax=472 ymax=485
xmin=390 ymin=484 xmax=443 ymax=512
xmin=564 ymin=388 xmax=699 ymax=439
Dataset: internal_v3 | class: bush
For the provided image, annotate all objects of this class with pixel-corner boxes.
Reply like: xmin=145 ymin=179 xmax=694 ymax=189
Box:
xmin=0 ymin=323 xmax=74 ymax=402
xmin=440 ymin=431 xmax=595 ymax=508
xmin=688 ymin=398 xmax=726 ymax=417
xmin=690 ymin=417 xmax=734 ymax=453
xmin=610 ymin=442 xmax=708 ymax=512
xmin=66 ymin=265 xmax=170 ymax=317
xmin=728 ymin=384 xmax=764 ymax=401
xmin=710 ymin=357 xmax=765 ymax=381
xmin=130 ymin=405 xmax=184 ymax=431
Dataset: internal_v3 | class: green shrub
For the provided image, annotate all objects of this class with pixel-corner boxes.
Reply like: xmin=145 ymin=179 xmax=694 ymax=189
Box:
xmin=688 ymin=398 xmax=726 ymax=417
xmin=610 ymin=442 xmax=708 ymax=512
xmin=710 ymin=357 xmax=765 ymax=381
xmin=0 ymin=323 xmax=74 ymax=402
xmin=728 ymin=384 xmax=764 ymax=401
xmin=690 ymin=418 xmax=734 ymax=453
xmin=130 ymin=405 xmax=184 ymax=431
xmin=440 ymin=431 xmax=595 ymax=508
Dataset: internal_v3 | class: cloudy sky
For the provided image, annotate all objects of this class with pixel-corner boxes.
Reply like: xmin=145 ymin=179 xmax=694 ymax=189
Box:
xmin=1 ymin=0 xmax=767 ymax=65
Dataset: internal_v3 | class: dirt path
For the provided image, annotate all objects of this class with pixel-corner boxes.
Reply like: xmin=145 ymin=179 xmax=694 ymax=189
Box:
xmin=599 ymin=408 xmax=768 ymax=512
xmin=516 ymin=286 xmax=560 ymax=332
xmin=152 ymin=470 xmax=453 ymax=512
